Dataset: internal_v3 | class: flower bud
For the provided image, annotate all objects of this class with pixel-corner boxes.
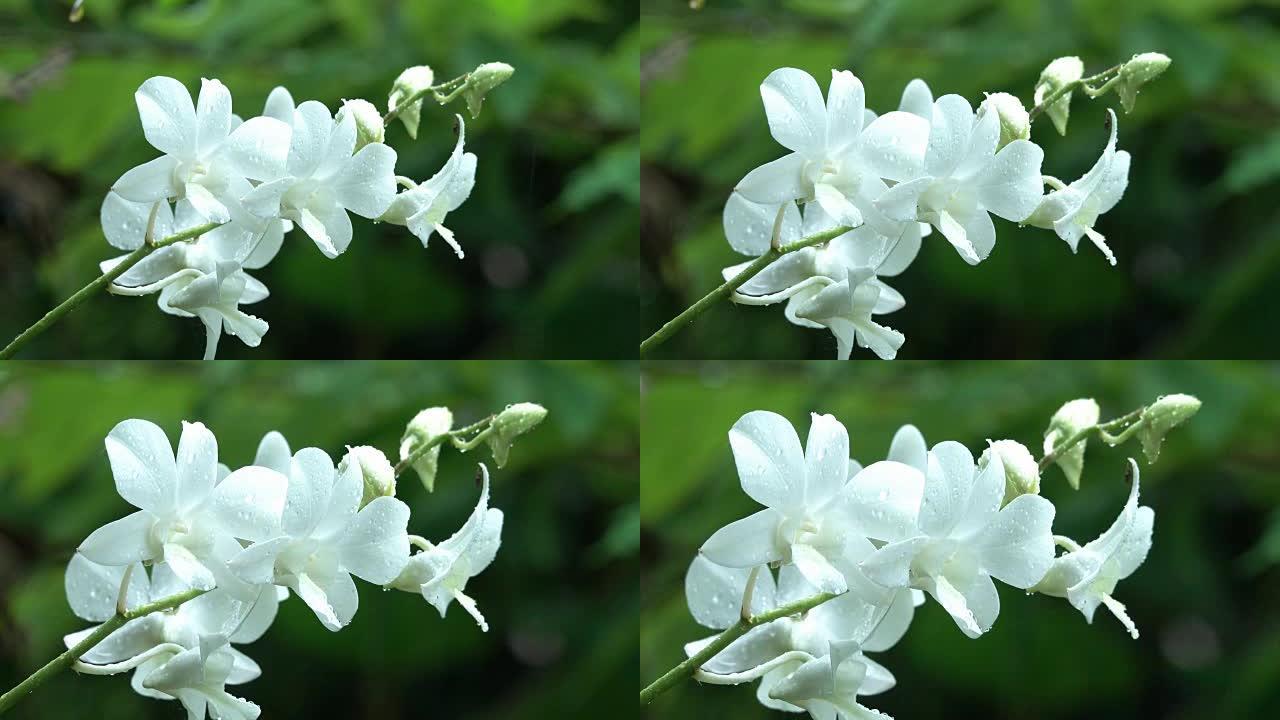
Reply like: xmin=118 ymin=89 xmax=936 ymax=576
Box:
xmin=463 ymin=62 xmax=514 ymax=119
xmin=336 ymin=98 xmax=385 ymax=151
xmin=980 ymin=439 xmax=1040 ymax=504
xmin=401 ymin=407 xmax=453 ymax=492
xmin=486 ymin=402 xmax=547 ymax=468
xmin=982 ymin=92 xmax=1030 ymax=150
xmin=339 ymin=445 xmax=396 ymax=508
xmin=1043 ymin=398 xmax=1100 ymax=489
xmin=1034 ymin=56 xmax=1084 ymax=136
xmin=388 ymin=65 xmax=435 ymax=140
xmin=1139 ymin=393 xmax=1200 ymax=462
xmin=1116 ymin=52 xmax=1171 ymax=113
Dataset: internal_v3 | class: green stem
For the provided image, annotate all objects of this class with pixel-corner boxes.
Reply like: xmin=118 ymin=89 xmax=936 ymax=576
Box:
xmin=1037 ymin=407 xmax=1146 ymax=472
xmin=638 ymin=591 xmax=840 ymax=705
xmin=640 ymin=224 xmax=854 ymax=356
xmin=392 ymin=414 xmax=495 ymax=477
xmin=1027 ymin=63 xmax=1123 ymax=123
xmin=0 ymin=221 xmax=223 ymax=360
xmin=0 ymin=587 xmax=208 ymax=715
xmin=382 ymin=73 xmax=471 ymax=125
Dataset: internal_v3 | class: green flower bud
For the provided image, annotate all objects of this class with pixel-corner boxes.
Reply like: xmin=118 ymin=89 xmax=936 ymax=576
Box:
xmin=1034 ymin=56 xmax=1084 ymax=136
xmin=339 ymin=445 xmax=396 ymax=508
xmin=336 ymin=98 xmax=385 ymax=151
xmin=1043 ymin=398 xmax=1100 ymax=489
xmin=1116 ymin=52 xmax=1171 ymax=113
xmin=1139 ymin=393 xmax=1200 ymax=462
xmin=388 ymin=65 xmax=435 ymax=140
xmin=980 ymin=439 xmax=1041 ymax=504
xmin=400 ymin=407 xmax=453 ymax=492
xmin=463 ymin=62 xmax=514 ymax=119
xmin=982 ymin=92 xmax=1030 ymax=150
xmin=486 ymin=402 xmax=547 ymax=468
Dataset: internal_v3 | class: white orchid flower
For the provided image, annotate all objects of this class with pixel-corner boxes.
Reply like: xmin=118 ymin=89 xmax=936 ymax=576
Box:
xmin=77 ymin=419 xmax=288 ymax=591
xmin=381 ymin=114 xmax=477 ymax=258
xmin=1026 ymin=108 xmax=1130 ymax=265
xmin=854 ymin=441 xmax=1056 ymax=638
xmin=876 ymin=94 xmax=1045 ymax=264
xmin=789 ymin=267 xmax=905 ymax=360
xmin=111 ymin=77 xmax=290 ymax=224
xmin=243 ymin=100 xmax=398 ymax=258
xmin=700 ymin=411 xmax=873 ymax=594
xmin=390 ymin=464 xmax=503 ymax=631
xmin=735 ymin=68 xmax=929 ymax=230
xmin=229 ymin=447 xmax=410 ymax=631
xmin=684 ymin=559 xmax=910 ymax=719
xmin=63 ymin=560 xmax=281 ymax=720
xmin=1033 ymin=459 xmax=1153 ymax=638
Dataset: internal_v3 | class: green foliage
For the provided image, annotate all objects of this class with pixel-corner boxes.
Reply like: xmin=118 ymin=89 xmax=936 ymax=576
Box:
xmin=642 ymin=360 xmax=1280 ymax=719
xmin=0 ymin=360 xmax=638 ymax=719
xmin=0 ymin=0 xmax=637 ymax=358
xmin=640 ymin=0 xmax=1280 ymax=358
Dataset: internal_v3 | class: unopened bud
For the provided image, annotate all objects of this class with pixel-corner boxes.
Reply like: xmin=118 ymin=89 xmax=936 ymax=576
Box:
xmin=463 ymin=62 xmax=514 ymax=119
xmin=389 ymin=65 xmax=435 ymax=139
xmin=983 ymin=92 xmax=1030 ymax=150
xmin=487 ymin=402 xmax=547 ymax=468
xmin=401 ymin=407 xmax=453 ymax=492
xmin=1043 ymin=398 xmax=1100 ymax=489
xmin=1034 ymin=56 xmax=1084 ymax=136
xmin=1117 ymin=52 xmax=1171 ymax=113
xmin=337 ymin=98 xmax=385 ymax=150
xmin=1139 ymin=393 xmax=1200 ymax=462
xmin=981 ymin=439 xmax=1040 ymax=504
xmin=340 ymin=446 xmax=396 ymax=508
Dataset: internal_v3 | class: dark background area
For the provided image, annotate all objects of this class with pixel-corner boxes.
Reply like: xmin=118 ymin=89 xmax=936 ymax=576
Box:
xmin=640 ymin=0 xmax=1280 ymax=359
xmin=0 ymin=360 xmax=638 ymax=719
xmin=0 ymin=0 xmax=639 ymax=359
xmin=641 ymin=361 xmax=1280 ymax=718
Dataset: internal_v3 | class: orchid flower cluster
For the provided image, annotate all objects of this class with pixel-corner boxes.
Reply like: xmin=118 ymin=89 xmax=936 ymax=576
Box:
xmin=721 ymin=53 xmax=1169 ymax=359
xmin=98 ymin=62 xmax=512 ymax=359
xmin=54 ymin=401 xmax=545 ymax=720
xmin=658 ymin=393 xmax=1199 ymax=718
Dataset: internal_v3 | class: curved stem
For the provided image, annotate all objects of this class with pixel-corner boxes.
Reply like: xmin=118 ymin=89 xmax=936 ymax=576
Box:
xmin=1027 ymin=63 xmax=1123 ymax=123
xmin=1037 ymin=407 xmax=1147 ymax=472
xmin=392 ymin=414 xmax=496 ymax=477
xmin=0 ymin=221 xmax=223 ymax=360
xmin=640 ymin=224 xmax=854 ymax=356
xmin=639 ymin=590 xmax=840 ymax=705
xmin=0 ymin=586 xmax=208 ymax=715
xmin=382 ymin=73 xmax=472 ymax=126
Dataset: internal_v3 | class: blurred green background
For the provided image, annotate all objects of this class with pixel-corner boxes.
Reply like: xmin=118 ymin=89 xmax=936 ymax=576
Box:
xmin=642 ymin=361 xmax=1280 ymax=718
xmin=639 ymin=0 xmax=1280 ymax=358
xmin=0 ymin=360 xmax=638 ymax=719
xmin=0 ymin=0 xmax=638 ymax=359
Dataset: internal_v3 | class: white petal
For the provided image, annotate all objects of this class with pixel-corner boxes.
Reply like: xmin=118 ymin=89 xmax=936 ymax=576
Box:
xmin=333 ymin=143 xmax=397 ymax=218
xmin=339 ymin=496 xmax=411 ymax=584
xmin=315 ymin=457 xmax=363 ymax=541
xmin=732 ymin=249 xmax=817 ymax=296
xmin=263 ymin=86 xmax=295 ymax=122
xmin=700 ymin=509 xmax=785 ymax=568
xmin=1114 ymin=505 xmax=1154 ymax=580
xmin=101 ymin=193 xmax=165 ymax=250
xmin=790 ymin=543 xmax=847 ymax=594
xmin=1094 ymin=150 xmax=1131 ymax=215
xmin=919 ymin=440 xmax=976 ymax=536
xmin=112 ymin=156 xmax=180 ymax=203
xmin=925 ymin=95 xmax=975 ymax=177
xmin=293 ymin=572 xmax=343 ymax=631
xmin=975 ymin=493 xmax=1056 ymax=588
xmin=65 ymin=555 xmax=148 ymax=622
xmin=804 ymin=413 xmax=850 ymax=505
xmin=71 ymin=615 xmax=164 ymax=665
xmin=852 ymin=315 xmax=905 ymax=360
xmin=282 ymin=447 xmax=337 ymax=536
xmin=78 ymin=511 xmax=157 ymax=566
xmin=229 ymin=586 xmax=280 ymax=644
xmin=887 ymin=424 xmax=927 ymax=473
xmin=976 ymin=139 xmax=1045 ymax=222
xmin=105 ymin=419 xmax=177 ymax=513
xmin=859 ymin=111 xmax=929 ymax=182
xmin=297 ymin=204 xmax=353 ymax=259
xmin=860 ymin=536 xmax=929 ymax=588
xmin=736 ymin=153 xmax=808 ymax=204
xmin=898 ymin=79 xmax=933 ymax=119
xmin=839 ymin=461 xmax=923 ymax=542
xmin=287 ymin=101 xmax=335 ymax=178
xmin=760 ymin=67 xmax=826 ymax=154
xmin=162 ymin=543 xmax=216 ymax=590
xmin=194 ymin=78 xmax=232 ymax=156
xmin=935 ymin=208 xmax=979 ymax=264
xmin=723 ymin=193 xmax=796 ymax=256
xmin=253 ymin=431 xmax=291 ymax=474
xmin=935 ymin=571 xmax=1000 ymax=638
xmin=208 ymin=466 xmax=288 ymax=541
xmin=814 ymin=182 xmax=863 ymax=227
xmin=223 ymin=116 xmax=291 ymax=181
xmin=690 ymin=622 xmax=795 ymax=675
xmin=962 ymin=209 xmax=997 ymax=262
xmin=684 ymin=556 xmax=775 ymax=630
xmin=861 ymin=589 xmax=916 ymax=652
xmin=174 ymin=421 xmax=217 ymax=512
xmin=955 ymin=102 xmax=999 ymax=180
xmin=824 ymin=70 xmax=865 ymax=152
xmin=224 ymin=648 xmax=261 ymax=685
xmin=876 ymin=220 xmax=923 ymax=277
xmin=874 ymin=177 xmax=929 ymax=223
xmin=325 ymin=570 xmax=360 ymax=629
xmin=228 ymin=536 xmax=290 ymax=585
xmin=183 ymin=181 xmax=230 ymax=224
xmin=729 ymin=410 xmax=807 ymax=510
xmin=135 ymin=76 xmax=196 ymax=157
